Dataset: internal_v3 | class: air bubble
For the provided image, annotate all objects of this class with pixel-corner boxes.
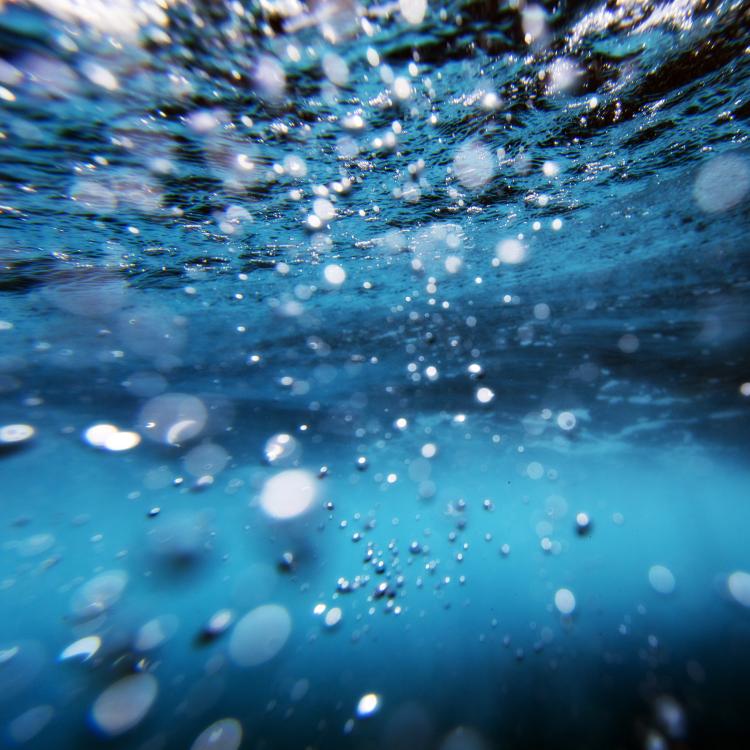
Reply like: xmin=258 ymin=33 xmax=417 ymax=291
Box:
xmin=476 ymin=387 xmax=494 ymax=404
xmin=191 ymin=718 xmax=243 ymax=750
xmin=229 ymin=604 xmax=292 ymax=667
xmin=554 ymin=588 xmax=576 ymax=615
xmin=648 ymin=565 xmax=676 ymax=595
xmin=356 ymin=692 xmax=381 ymax=717
xmin=0 ymin=424 xmax=35 ymax=446
xmin=399 ymin=0 xmax=426 ymax=25
xmin=91 ymin=674 xmax=157 ymax=737
xmin=260 ymin=470 xmax=318 ymax=521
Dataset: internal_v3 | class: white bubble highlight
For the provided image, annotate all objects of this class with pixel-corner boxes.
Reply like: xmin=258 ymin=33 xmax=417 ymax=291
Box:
xmin=557 ymin=412 xmax=576 ymax=431
xmin=728 ymin=571 xmax=750 ymax=607
xmin=190 ymin=718 xmax=243 ymax=750
xmin=138 ymin=394 xmax=207 ymax=446
xmin=91 ymin=674 xmax=157 ymax=737
xmin=399 ymin=0 xmax=426 ymax=24
xmin=476 ymin=387 xmax=494 ymax=404
xmin=356 ymin=693 xmax=381 ymax=717
xmin=648 ymin=565 xmax=676 ymax=595
xmin=453 ymin=141 xmax=494 ymax=190
xmin=59 ymin=636 xmax=101 ymax=662
xmin=554 ymin=588 xmax=576 ymax=615
xmin=324 ymin=264 xmax=346 ymax=287
xmin=229 ymin=604 xmax=292 ymax=667
xmin=260 ymin=469 xmax=318 ymax=520
xmin=693 ymin=154 xmax=750 ymax=213
xmin=496 ymin=239 xmax=527 ymax=264
xmin=0 ymin=423 xmax=35 ymax=445
xmin=71 ymin=570 xmax=128 ymax=619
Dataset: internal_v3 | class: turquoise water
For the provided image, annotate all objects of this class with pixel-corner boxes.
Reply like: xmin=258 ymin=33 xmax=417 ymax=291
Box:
xmin=0 ymin=0 xmax=749 ymax=748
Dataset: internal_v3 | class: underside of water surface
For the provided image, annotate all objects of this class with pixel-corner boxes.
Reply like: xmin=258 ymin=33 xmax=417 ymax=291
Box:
xmin=0 ymin=0 xmax=749 ymax=749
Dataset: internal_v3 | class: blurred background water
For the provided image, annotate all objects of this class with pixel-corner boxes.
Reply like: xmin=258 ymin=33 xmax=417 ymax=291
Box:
xmin=0 ymin=0 xmax=749 ymax=748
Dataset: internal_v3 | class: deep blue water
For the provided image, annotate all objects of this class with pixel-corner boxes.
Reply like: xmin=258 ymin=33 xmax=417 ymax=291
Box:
xmin=0 ymin=0 xmax=749 ymax=749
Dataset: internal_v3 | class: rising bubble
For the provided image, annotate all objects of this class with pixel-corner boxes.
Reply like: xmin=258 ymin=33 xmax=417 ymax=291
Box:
xmin=91 ymin=674 xmax=157 ymax=737
xmin=260 ymin=470 xmax=318 ymax=520
xmin=229 ymin=604 xmax=292 ymax=667
xmin=190 ymin=718 xmax=243 ymax=750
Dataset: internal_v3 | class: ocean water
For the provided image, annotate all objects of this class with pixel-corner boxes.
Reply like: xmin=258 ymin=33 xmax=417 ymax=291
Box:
xmin=0 ymin=0 xmax=749 ymax=748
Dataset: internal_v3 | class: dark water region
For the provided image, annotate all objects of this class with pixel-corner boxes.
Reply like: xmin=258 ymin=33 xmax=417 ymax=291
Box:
xmin=0 ymin=0 xmax=749 ymax=749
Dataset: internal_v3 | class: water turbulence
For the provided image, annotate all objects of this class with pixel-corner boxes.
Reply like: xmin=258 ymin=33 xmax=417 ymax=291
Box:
xmin=0 ymin=0 xmax=749 ymax=747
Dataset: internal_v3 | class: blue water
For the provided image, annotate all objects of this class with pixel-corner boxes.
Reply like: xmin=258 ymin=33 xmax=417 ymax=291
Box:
xmin=0 ymin=0 xmax=749 ymax=748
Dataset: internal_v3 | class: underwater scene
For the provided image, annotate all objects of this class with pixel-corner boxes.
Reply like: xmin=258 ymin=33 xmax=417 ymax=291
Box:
xmin=0 ymin=0 xmax=749 ymax=748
